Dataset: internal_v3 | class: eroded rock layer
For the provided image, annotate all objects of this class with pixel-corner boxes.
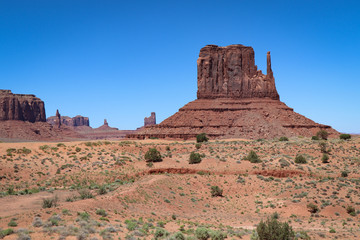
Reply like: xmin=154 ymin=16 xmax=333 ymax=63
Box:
xmin=0 ymin=90 xmax=46 ymax=122
xmin=128 ymin=98 xmax=337 ymax=139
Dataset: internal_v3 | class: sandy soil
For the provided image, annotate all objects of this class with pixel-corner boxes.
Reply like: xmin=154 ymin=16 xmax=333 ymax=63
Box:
xmin=0 ymin=136 xmax=359 ymax=239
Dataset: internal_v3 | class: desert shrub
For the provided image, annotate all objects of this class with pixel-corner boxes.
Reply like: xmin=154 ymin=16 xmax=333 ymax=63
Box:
xmin=339 ymin=134 xmax=351 ymax=140
xmin=346 ymin=205 xmax=356 ymax=216
xmin=210 ymin=186 xmax=223 ymax=197
xmin=96 ymin=209 xmax=107 ymax=217
xmin=319 ymin=142 xmax=329 ymax=153
xmin=244 ymin=150 xmax=261 ymax=163
xmin=78 ymin=189 xmax=93 ymax=199
xmin=77 ymin=211 xmax=90 ymax=221
xmin=57 ymin=143 xmax=66 ymax=147
xmin=279 ymin=136 xmax=289 ymax=141
xmin=341 ymin=171 xmax=348 ymax=177
xmin=196 ymin=133 xmax=209 ymax=143
xmin=195 ymin=143 xmax=202 ymax=149
xmin=210 ymin=230 xmax=227 ymax=240
xmin=17 ymin=147 xmax=31 ymax=154
xmin=98 ymin=185 xmax=107 ymax=195
xmin=7 ymin=219 xmax=17 ymax=227
xmin=279 ymin=159 xmax=290 ymax=168
xmin=154 ymin=228 xmax=169 ymax=239
xmin=195 ymin=227 xmax=210 ymax=240
xmin=307 ymin=203 xmax=319 ymax=213
xmin=39 ymin=145 xmax=50 ymax=151
xmin=311 ymin=136 xmax=319 ymax=140
xmin=0 ymin=228 xmax=14 ymax=238
xmin=294 ymin=155 xmax=307 ymax=164
xmin=170 ymin=232 xmax=185 ymax=240
xmin=316 ymin=130 xmax=328 ymax=140
xmin=189 ymin=152 xmax=202 ymax=164
xmin=75 ymin=147 xmax=81 ymax=152
xmin=32 ymin=217 xmax=43 ymax=227
xmin=255 ymin=217 xmax=295 ymax=240
xmin=145 ymin=148 xmax=162 ymax=162
xmin=322 ymin=154 xmax=329 ymax=163
xmin=166 ymin=146 xmax=170 ymax=151
xmin=42 ymin=195 xmax=59 ymax=208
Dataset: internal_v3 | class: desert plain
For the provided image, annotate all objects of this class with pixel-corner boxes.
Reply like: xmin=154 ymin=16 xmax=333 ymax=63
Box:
xmin=0 ymin=136 xmax=359 ymax=239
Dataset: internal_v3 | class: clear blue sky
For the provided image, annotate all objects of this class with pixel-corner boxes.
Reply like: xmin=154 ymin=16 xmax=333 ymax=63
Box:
xmin=1 ymin=0 xmax=359 ymax=133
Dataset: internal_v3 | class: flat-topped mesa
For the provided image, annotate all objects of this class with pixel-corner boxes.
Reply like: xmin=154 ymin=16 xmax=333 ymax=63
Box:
xmin=47 ymin=114 xmax=89 ymax=127
xmin=197 ymin=45 xmax=279 ymax=100
xmin=0 ymin=89 xmax=46 ymax=122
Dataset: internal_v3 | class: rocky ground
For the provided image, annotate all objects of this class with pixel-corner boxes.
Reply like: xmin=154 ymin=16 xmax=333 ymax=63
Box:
xmin=0 ymin=136 xmax=359 ymax=239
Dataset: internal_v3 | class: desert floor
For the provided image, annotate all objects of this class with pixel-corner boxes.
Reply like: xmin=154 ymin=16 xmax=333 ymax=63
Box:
xmin=0 ymin=136 xmax=359 ymax=239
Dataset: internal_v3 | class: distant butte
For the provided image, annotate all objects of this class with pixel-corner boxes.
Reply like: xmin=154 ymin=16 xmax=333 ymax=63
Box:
xmin=128 ymin=44 xmax=338 ymax=139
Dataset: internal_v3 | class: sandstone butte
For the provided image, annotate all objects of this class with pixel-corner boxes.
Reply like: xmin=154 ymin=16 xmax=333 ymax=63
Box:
xmin=0 ymin=90 xmax=82 ymax=141
xmin=128 ymin=44 xmax=338 ymax=140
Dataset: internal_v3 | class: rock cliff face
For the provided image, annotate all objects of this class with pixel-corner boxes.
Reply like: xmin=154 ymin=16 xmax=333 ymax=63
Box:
xmin=47 ymin=114 xmax=89 ymax=127
xmin=127 ymin=44 xmax=338 ymax=140
xmin=197 ymin=45 xmax=279 ymax=100
xmin=0 ymin=90 xmax=46 ymax=122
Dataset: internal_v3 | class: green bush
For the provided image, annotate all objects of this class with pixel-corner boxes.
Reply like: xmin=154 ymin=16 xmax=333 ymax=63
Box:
xmin=294 ymin=155 xmax=307 ymax=164
xmin=255 ymin=217 xmax=295 ymax=240
xmin=154 ymin=228 xmax=169 ymax=239
xmin=96 ymin=209 xmax=107 ymax=217
xmin=307 ymin=203 xmax=319 ymax=213
xmin=42 ymin=195 xmax=59 ymax=208
xmin=170 ymin=232 xmax=185 ymax=240
xmin=196 ymin=133 xmax=209 ymax=143
xmin=210 ymin=186 xmax=223 ymax=197
xmin=7 ymin=219 xmax=17 ymax=227
xmin=340 ymin=134 xmax=351 ymax=140
xmin=322 ymin=153 xmax=329 ymax=163
xmin=195 ymin=227 xmax=210 ymax=240
xmin=210 ymin=230 xmax=227 ymax=240
xmin=346 ymin=205 xmax=356 ymax=216
xmin=195 ymin=143 xmax=202 ymax=149
xmin=189 ymin=152 xmax=202 ymax=164
xmin=316 ymin=130 xmax=328 ymax=140
xmin=311 ymin=135 xmax=319 ymax=140
xmin=279 ymin=136 xmax=289 ymax=141
xmin=145 ymin=148 xmax=162 ymax=162
xmin=319 ymin=142 xmax=329 ymax=153
xmin=0 ymin=228 xmax=14 ymax=238
xmin=244 ymin=150 xmax=261 ymax=163
xmin=78 ymin=189 xmax=93 ymax=199
xmin=341 ymin=171 xmax=348 ymax=177
xmin=98 ymin=185 xmax=107 ymax=195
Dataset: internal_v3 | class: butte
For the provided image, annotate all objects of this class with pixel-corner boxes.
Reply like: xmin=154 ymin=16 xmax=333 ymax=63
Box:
xmin=128 ymin=44 xmax=338 ymax=139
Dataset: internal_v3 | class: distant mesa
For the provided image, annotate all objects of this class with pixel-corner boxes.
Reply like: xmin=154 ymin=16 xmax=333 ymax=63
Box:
xmin=0 ymin=90 xmax=80 ymax=141
xmin=0 ymin=89 xmax=46 ymax=122
xmin=47 ymin=111 xmax=90 ymax=128
xmin=128 ymin=44 xmax=338 ymax=139
xmin=144 ymin=112 xmax=156 ymax=126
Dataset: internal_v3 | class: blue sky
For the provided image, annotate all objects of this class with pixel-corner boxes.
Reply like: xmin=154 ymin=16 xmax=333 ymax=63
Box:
xmin=1 ymin=0 xmax=359 ymax=133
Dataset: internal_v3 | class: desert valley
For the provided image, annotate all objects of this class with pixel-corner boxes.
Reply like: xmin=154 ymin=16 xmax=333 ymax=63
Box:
xmin=0 ymin=44 xmax=359 ymax=240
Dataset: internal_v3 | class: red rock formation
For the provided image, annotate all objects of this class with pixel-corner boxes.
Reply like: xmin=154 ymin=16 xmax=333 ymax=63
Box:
xmin=144 ymin=112 xmax=156 ymax=126
xmin=0 ymin=90 xmax=46 ymax=122
xmin=47 ymin=114 xmax=89 ymax=127
xmin=55 ymin=109 xmax=61 ymax=128
xmin=197 ymin=45 xmax=279 ymax=100
xmin=128 ymin=44 xmax=338 ymax=140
